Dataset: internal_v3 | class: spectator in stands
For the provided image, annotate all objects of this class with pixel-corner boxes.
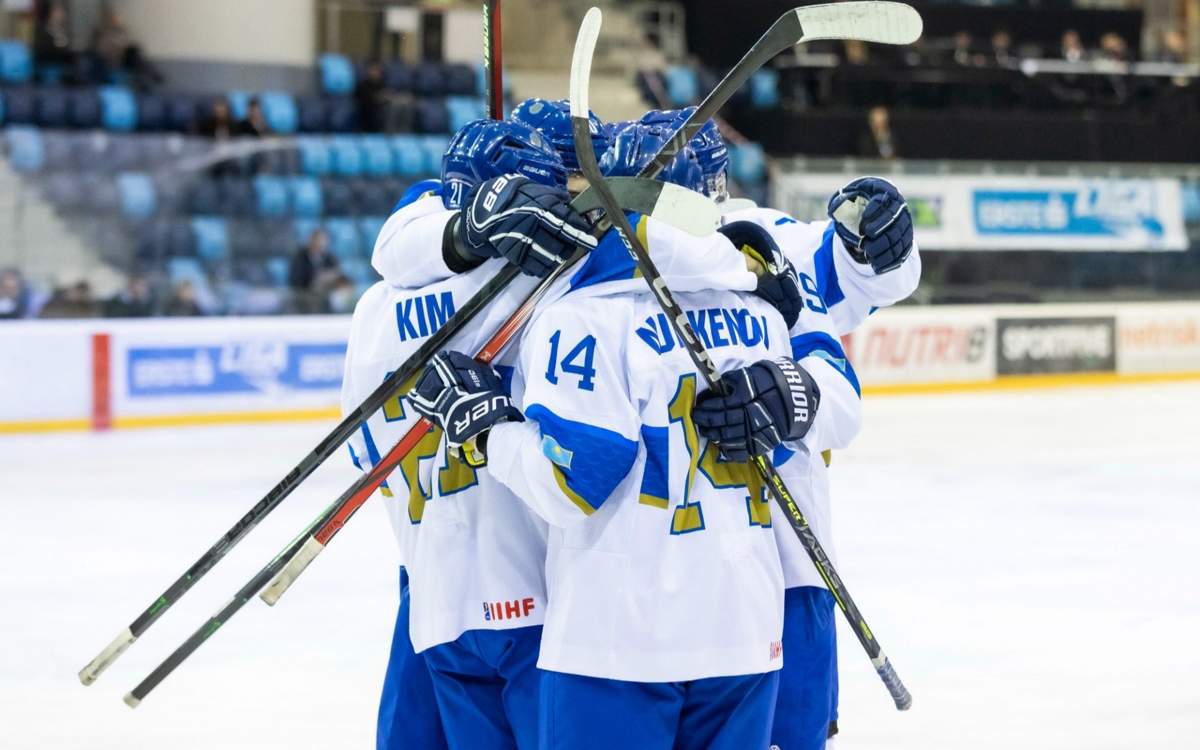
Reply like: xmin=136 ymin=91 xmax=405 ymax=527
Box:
xmin=164 ymin=280 xmax=203 ymax=316
xmin=39 ymin=281 xmax=98 ymax=319
xmin=1061 ymin=30 xmax=1086 ymax=63
xmin=90 ymin=6 xmax=162 ymax=89
xmin=990 ymin=30 xmax=1015 ymax=68
xmin=1098 ymin=33 xmax=1129 ymax=64
xmin=196 ymin=97 xmax=236 ymax=140
xmin=33 ymin=3 xmax=76 ymax=70
xmin=328 ymin=274 xmax=358 ymax=314
xmin=355 ymin=61 xmax=388 ymax=133
xmin=288 ymin=229 xmax=341 ymax=314
xmin=1155 ymin=29 xmax=1188 ymax=64
xmin=843 ymin=40 xmax=869 ymax=65
xmin=952 ymin=31 xmax=981 ymax=67
xmin=236 ymin=97 xmax=272 ymax=137
xmin=104 ymin=275 xmax=155 ymax=318
xmin=859 ymin=105 xmax=898 ymax=160
xmin=0 ymin=269 xmax=29 ymax=320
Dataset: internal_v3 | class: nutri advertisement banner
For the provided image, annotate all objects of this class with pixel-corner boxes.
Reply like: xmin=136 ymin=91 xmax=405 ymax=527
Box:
xmin=773 ymin=173 xmax=1188 ymax=252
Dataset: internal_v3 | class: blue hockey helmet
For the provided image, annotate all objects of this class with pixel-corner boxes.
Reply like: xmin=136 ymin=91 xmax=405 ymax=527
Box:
xmin=638 ymin=108 xmax=729 ymax=199
xmin=510 ymin=97 xmax=609 ymax=172
xmin=440 ymin=118 xmax=568 ymax=209
xmin=598 ymin=122 xmax=705 ymax=194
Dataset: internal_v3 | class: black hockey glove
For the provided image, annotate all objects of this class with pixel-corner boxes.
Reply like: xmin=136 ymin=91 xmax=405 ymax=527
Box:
xmin=718 ymin=220 xmax=803 ymax=330
xmin=460 ymin=174 xmax=597 ymax=278
xmin=827 ymin=176 xmax=913 ymax=275
xmin=408 ymin=351 xmax=523 ymax=468
xmin=693 ymin=357 xmax=821 ymax=462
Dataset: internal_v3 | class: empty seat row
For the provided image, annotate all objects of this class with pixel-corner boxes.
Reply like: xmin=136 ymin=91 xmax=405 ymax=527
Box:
xmin=296 ymin=134 xmax=450 ymax=177
xmin=135 ymin=216 xmax=387 ymax=267
xmin=0 ymin=86 xmax=479 ymax=135
xmin=321 ymin=54 xmax=482 ymax=98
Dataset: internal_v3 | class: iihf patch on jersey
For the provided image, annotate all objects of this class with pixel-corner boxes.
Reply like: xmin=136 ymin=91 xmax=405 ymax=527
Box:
xmin=541 ymin=435 xmax=574 ymax=469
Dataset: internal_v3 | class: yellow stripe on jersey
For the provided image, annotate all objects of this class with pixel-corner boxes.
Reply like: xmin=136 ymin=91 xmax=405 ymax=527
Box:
xmin=553 ymin=465 xmax=597 ymax=516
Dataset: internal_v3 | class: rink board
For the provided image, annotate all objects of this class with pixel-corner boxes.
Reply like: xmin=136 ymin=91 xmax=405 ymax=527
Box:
xmin=1 ymin=304 xmax=1199 ymax=432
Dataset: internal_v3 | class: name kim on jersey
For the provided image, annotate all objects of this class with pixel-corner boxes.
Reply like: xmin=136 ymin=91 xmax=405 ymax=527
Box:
xmin=396 ymin=291 xmax=456 ymax=342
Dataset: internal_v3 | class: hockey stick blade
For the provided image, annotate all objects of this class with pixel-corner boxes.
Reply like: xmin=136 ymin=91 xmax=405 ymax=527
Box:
xmin=570 ymin=6 xmax=912 ymax=712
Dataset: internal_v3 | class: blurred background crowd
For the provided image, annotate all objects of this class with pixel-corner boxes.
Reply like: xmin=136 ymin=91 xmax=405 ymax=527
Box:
xmin=0 ymin=0 xmax=1197 ymax=318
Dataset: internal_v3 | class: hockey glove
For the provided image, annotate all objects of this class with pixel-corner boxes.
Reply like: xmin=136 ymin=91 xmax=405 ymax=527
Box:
xmin=460 ymin=174 xmax=597 ymax=278
xmin=409 ymin=351 xmax=524 ymax=468
xmin=718 ymin=220 xmax=803 ymax=330
xmin=693 ymin=357 xmax=821 ymax=462
xmin=827 ymin=176 xmax=913 ymax=275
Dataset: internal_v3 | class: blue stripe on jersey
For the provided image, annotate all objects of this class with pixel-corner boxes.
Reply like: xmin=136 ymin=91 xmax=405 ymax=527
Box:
xmin=772 ymin=444 xmax=796 ymax=467
xmin=791 ymin=331 xmax=861 ymax=397
xmin=811 ymin=222 xmax=846 ymax=308
xmin=567 ymin=212 xmax=644 ymax=292
xmin=638 ymin=425 xmax=670 ymax=508
xmin=358 ymin=422 xmax=394 ymax=497
xmin=390 ymin=179 xmax=444 ymax=214
xmin=348 ymin=443 xmax=363 ymax=470
xmin=495 ymin=364 xmax=515 ymax=394
xmin=526 ymin=403 xmax=638 ymax=514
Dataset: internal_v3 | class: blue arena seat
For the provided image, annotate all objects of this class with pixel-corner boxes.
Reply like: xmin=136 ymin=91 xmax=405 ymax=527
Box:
xmin=446 ymin=96 xmax=485 ymax=133
xmin=99 ymin=86 xmax=138 ymax=131
xmin=288 ymin=176 xmax=324 ymax=218
xmin=68 ymin=89 xmax=102 ymax=129
xmin=358 ymin=216 xmax=387 ymax=251
xmin=6 ymin=126 xmax=44 ymax=172
xmin=359 ymin=135 xmax=394 ymax=177
xmin=391 ymin=134 xmax=424 ymax=177
xmin=116 ymin=172 xmax=157 ymax=219
xmin=188 ymin=178 xmax=222 ymax=215
xmin=83 ymin=174 xmax=119 ymax=214
xmin=412 ymin=62 xmax=446 ymax=96
xmin=325 ymin=96 xmax=357 ymax=132
xmin=105 ymin=135 xmax=143 ymax=171
xmin=35 ymin=89 xmax=69 ymax=128
xmin=350 ymin=179 xmax=395 ymax=215
xmin=415 ymin=98 xmax=449 ymax=134
xmin=265 ymin=257 xmax=290 ymax=287
xmin=296 ymin=95 xmax=327 ymax=132
xmin=226 ymin=90 xmax=251 ymax=120
xmin=729 ymin=142 xmax=766 ymax=185
xmin=0 ymin=40 xmax=32 ymax=83
xmin=296 ymin=137 xmax=331 ymax=175
xmin=323 ymin=217 xmax=362 ymax=261
xmin=40 ymin=132 xmax=73 ymax=170
xmin=665 ymin=65 xmax=699 ymax=107
xmin=218 ymin=177 xmax=256 ymax=217
xmin=191 ymin=216 xmax=230 ymax=263
xmin=329 ymin=136 xmax=363 ymax=176
xmin=253 ymin=175 xmax=289 ymax=217
xmin=443 ymin=63 xmax=479 ymax=96
xmin=319 ymin=54 xmax=356 ymax=95
xmin=167 ymin=94 xmax=200 ymax=132
xmin=384 ymin=60 xmax=413 ymax=91
xmin=321 ymin=178 xmax=354 ymax=215
xmin=293 ymin=217 xmax=322 ymax=245
xmin=260 ymin=91 xmax=298 ymax=134
xmin=2 ymin=88 xmax=36 ymax=124
xmin=136 ymin=93 xmax=167 ymax=130
xmin=750 ymin=69 xmax=780 ymax=109
xmin=420 ymin=135 xmax=450 ymax=174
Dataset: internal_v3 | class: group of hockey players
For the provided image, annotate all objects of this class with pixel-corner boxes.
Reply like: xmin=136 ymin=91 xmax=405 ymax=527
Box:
xmin=342 ymin=97 xmax=920 ymax=750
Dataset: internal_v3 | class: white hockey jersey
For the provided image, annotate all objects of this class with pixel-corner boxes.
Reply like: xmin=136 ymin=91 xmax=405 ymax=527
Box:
xmin=485 ymin=216 xmax=862 ymax=683
xmin=720 ymin=205 xmax=921 ymax=590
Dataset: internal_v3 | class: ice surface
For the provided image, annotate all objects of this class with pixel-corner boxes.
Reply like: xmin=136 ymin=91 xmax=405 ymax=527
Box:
xmin=2 ymin=383 xmax=1198 ymax=749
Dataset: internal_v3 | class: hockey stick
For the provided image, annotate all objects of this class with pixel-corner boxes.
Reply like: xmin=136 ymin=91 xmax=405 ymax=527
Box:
xmin=483 ymin=0 xmax=504 ymax=118
xmin=570 ymin=7 xmax=913 ymax=711
xmin=122 ymin=183 xmax=719 ymax=706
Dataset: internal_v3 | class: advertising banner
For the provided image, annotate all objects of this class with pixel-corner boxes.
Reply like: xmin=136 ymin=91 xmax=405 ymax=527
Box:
xmin=995 ymin=317 xmax=1116 ymax=375
xmin=773 ymin=173 xmax=1188 ymax=251
xmin=844 ymin=309 xmax=996 ymax=385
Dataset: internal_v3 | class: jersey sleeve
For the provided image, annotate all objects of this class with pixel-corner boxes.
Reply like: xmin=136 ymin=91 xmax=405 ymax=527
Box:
xmin=486 ymin=300 xmax=642 ymax=528
xmin=828 ymin=227 xmax=922 ymax=334
xmin=785 ymin=306 xmax=862 ymax=454
xmin=370 ymin=194 xmax=458 ymax=288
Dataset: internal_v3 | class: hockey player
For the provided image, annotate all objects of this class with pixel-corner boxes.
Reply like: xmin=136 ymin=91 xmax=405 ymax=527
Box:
xmin=408 ymin=182 xmax=869 ymax=748
xmin=641 ymin=107 xmax=920 ymax=749
xmin=345 ymin=118 xmax=595 ymax=749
